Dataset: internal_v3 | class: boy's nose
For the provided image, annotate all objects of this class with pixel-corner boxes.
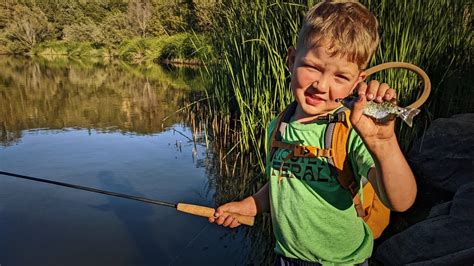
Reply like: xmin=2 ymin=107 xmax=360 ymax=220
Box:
xmin=312 ymin=76 xmax=329 ymax=93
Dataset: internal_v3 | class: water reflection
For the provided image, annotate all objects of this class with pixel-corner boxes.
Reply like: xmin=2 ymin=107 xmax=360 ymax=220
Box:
xmin=0 ymin=56 xmax=275 ymax=265
xmin=90 ymin=170 xmax=163 ymax=264
xmin=0 ymin=56 xmax=202 ymax=145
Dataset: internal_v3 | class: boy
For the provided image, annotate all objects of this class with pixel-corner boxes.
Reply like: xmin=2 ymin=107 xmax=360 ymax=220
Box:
xmin=209 ymin=0 xmax=417 ymax=265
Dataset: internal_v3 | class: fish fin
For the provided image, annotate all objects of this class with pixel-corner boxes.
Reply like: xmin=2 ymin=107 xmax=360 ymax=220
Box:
xmin=377 ymin=114 xmax=396 ymax=124
xmin=399 ymin=108 xmax=421 ymax=127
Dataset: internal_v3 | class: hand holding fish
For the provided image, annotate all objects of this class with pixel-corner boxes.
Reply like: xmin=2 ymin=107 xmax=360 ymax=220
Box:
xmin=341 ymin=80 xmax=415 ymax=147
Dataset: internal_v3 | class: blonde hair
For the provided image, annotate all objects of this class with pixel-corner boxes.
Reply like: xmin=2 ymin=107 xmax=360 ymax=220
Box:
xmin=296 ymin=0 xmax=379 ymax=69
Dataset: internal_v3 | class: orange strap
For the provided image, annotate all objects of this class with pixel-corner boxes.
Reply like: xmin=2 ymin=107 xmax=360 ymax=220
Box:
xmin=272 ymin=141 xmax=333 ymax=158
xmin=273 ymin=142 xmax=333 ymax=184
xmin=326 ymin=109 xmax=360 ymax=197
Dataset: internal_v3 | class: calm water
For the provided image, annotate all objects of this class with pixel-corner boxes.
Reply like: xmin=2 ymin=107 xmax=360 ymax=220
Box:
xmin=0 ymin=57 xmax=266 ymax=265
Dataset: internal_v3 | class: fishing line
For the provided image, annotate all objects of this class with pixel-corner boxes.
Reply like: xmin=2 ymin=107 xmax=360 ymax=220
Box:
xmin=167 ymin=223 xmax=211 ymax=266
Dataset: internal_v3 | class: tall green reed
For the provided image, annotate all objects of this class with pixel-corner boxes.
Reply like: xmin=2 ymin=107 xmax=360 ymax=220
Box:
xmin=203 ymin=0 xmax=311 ymax=172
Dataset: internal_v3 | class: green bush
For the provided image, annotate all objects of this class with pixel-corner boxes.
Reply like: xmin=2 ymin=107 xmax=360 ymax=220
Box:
xmin=156 ymin=33 xmax=210 ymax=61
xmin=158 ymin=42 xmax=180 ymax=60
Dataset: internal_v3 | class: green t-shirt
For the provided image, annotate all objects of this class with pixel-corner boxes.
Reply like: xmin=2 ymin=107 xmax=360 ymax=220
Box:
xmin=266 ymin=113 xmax=375 ymax=265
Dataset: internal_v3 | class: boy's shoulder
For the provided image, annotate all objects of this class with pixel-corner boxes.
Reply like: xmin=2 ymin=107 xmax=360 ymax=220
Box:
xmin=267 ymin=115 xmax=279 ymax=134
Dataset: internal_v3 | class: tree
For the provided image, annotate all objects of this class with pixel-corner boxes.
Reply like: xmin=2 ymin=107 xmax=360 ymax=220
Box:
xmin=63 ymin=18 xmax=102 ymax=44
xmin=31 ymin=0 xmax=84 ymax=39
xmin=182 ymin=0 xmax=198 ymax=31
xmin=3 ymin=4 xmax=53 ymax=53
xmin=128 ymin=0 xmax=152 ymax=37
xmin=99 ymin=10 xmax=133 ymax=49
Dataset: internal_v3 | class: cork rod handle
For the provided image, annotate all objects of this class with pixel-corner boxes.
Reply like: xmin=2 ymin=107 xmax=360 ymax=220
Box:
xmin=176 ymin=203 xmax=255 ymax=226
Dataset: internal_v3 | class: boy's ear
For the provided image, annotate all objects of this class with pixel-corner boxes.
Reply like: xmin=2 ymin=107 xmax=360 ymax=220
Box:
xmin=287 ymin=47 xmax=296 ymax=71
xmin=357 ymin=71 xmax=367 ymax=83
xmin=351 ymin=70 xmax=367 ymax=92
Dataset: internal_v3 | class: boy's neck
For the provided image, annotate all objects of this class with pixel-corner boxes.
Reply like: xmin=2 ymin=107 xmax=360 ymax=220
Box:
xmin=292 ymin=104 xmax=343 ymax=124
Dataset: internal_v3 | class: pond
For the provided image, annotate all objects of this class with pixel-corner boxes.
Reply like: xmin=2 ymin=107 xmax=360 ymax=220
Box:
xmin=0 ymin=57 xmax=271 ymax=265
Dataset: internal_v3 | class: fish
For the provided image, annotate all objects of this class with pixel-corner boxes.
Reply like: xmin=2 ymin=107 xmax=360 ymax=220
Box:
xmin=336 ymin=92 xmax=420 ymax=127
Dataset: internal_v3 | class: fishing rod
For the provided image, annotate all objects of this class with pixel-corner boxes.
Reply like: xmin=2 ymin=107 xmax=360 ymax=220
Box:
xmin=0 ymin=170 xmax=254 ymax=226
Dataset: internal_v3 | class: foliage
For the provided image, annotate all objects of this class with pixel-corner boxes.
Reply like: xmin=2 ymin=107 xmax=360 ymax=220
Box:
xmin=32 ymin=0 xmax=86 ymax=39
xmin=128 ymin=0 xmax=153 ymax=37
xmin=32 ymin=40 xmax=108 ymax=58
xmin=63 ymin=18 xmax=103 ymax=44
xmin=0 ymin=0 xmax=216 ymax=54
xmin=1 ymin=4 xmax=54 ymax=54
xmin=31 ymin=33 xmax=211 ymax=66
xmin=118 ymin=37 xmax=162 ymax=61
xmin=99 ymin=10 xmax=135 ymax=50
xmin=158 ymin=33 xmax=200 ymax=61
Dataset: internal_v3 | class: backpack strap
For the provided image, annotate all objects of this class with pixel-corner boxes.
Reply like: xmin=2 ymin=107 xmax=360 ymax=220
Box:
xmin=324 ymin=107 xmax=367 ymax=217
xmin=269 ymin=101 xmax=297 ymax=161
xmin=324 ymin=107 xmax=357 ymax=195
xmin=269 ymin=101 xmax=333 ymax=183
xmin=269 ymin=102 xmax=298 ymax=184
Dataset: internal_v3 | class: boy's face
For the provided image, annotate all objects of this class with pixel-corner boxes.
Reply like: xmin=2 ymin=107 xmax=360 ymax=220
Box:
xmin=287 ymin=42 xmax=366 ymax=122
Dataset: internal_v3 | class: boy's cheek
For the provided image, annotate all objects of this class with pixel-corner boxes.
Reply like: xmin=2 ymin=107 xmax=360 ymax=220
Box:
xmin=293 ymin=71 xmax=316 ymax=88
xmin=290 ymin=74 xmax=304 ymax=91
xmin=330 ymin=88 xmax=353 ymax=101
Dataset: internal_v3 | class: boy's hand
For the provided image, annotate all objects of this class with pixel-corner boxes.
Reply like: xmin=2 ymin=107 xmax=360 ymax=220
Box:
xmin=350 ymin=80 xmax=397 ymax=146
xmin=208 ymin=197 xmax=257 ymax=228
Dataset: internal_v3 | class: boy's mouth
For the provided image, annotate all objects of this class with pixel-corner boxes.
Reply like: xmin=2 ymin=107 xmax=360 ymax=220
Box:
xmin=304 ymin=92 xmax=325 ymax=106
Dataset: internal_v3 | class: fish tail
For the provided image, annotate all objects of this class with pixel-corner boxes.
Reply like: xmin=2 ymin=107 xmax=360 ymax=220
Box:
xmin=399 ymin=108 xmax=421 ymax=127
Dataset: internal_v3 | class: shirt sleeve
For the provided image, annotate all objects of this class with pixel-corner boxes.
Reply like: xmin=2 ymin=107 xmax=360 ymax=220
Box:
xmin=347 ymin=128 xmax=375 ymax=184
xmin=265 ymin=117 xmax=278 ymax=178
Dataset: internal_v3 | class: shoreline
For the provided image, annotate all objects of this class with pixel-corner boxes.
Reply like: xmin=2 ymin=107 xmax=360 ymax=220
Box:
xmin=0 ymin=53 xmax=202 ymax=67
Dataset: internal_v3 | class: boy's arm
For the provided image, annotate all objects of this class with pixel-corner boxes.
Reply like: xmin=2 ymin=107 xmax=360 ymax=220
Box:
xmin=366 ymin=137 xmax=417 ymax=211
xmin=351 ymin=80 xmax=417 ymax=212
xmin=209 ymin=182 xmax=270 ymax=228
xmin=251 ymin=182 xmax=270 ymax=214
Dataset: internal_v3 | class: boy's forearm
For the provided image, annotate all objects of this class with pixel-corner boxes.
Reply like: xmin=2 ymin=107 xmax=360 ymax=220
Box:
xmin=250 ymin=182 xmax=270 ymax=214
xmin=367 ymin=136 xmax=417 ymax=212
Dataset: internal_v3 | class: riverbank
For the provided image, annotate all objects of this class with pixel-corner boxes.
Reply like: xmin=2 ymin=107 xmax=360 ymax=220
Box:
xmin=11 ymin=33 xmax=211 ymax=65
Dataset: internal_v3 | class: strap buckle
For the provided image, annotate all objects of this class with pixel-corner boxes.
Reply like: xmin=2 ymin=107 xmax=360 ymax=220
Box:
xmin=317 ymin=112 xmax=347 ymax=123
xmin=294 ymin=145 xmax=333 ymax=158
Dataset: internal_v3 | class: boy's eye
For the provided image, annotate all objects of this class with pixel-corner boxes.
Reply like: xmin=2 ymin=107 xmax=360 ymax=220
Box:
xmin=304 ymin=65 xmax=321 ymax=72
xmin=336 ymin=75 xmax=350 ymax=81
